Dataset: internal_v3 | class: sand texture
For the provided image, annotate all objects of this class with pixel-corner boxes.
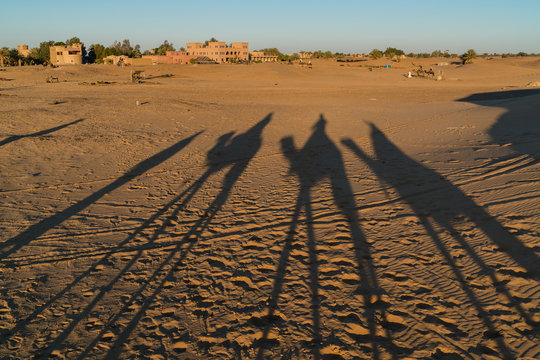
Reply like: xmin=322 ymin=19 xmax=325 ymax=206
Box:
xmin=1 ymin=57 xmax=539 ymax=359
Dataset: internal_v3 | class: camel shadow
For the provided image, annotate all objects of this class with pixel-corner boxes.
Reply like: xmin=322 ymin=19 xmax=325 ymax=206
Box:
xmin=343 ymin=123 xmax=539 ymax=360
xmin=0 ymin=130 xmax=202 ymax=262
xmin=0 ymin=118 xmax=84 ymax=147
xmin=257 ymin=116 xmax=401 ymax=360
xmin=458 ymin=88 xmax=540 ymax=159
xmin=0 ymin=131 xmax=202 ymax=352
xmin=17 ymin=114 xmax=271 ymax=359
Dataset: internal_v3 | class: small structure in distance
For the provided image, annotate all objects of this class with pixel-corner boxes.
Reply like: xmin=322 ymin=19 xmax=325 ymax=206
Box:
xmin=103 ymin=55 xmax=152 ymax=66
xmin=17 ymin=45 xmax=32 ymax=57
xmin=249 ymin=51 xmax=278 ymax=62
xmin=49 ymin=43 xmax=83 ymax=65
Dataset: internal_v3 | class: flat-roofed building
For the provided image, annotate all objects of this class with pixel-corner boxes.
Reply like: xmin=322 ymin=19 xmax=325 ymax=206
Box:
xmin=50 ymin=43 xmax=83 ymax=65
xmin=250 ymin=51 xmax=278 ymax=62
xmin=186 ymin=41 xmax=249 ymax=63
xmin=143 ymin=41 xmax=249 ymax=64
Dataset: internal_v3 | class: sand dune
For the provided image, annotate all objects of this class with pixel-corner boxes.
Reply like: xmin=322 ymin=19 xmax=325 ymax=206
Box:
xmin=1 ymin=57 xmax=539 ymax=359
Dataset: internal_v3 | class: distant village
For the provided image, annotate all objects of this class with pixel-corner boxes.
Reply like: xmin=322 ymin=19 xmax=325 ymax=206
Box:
xmin=1 ymin=37 xmax=537 ymax=67
xmin=1 ymin=39 xmax=323 ymax=67
xmin=0 ymin=37 xmax=401 ymax=67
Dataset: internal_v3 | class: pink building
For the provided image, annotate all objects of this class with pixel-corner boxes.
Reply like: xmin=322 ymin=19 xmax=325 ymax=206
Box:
xmin=143 ymin=41 xmax=249 ymax=64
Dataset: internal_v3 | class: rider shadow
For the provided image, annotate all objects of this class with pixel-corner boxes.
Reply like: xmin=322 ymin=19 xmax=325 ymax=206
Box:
xmin=256 ymin=116 xmax=399 ymax=360
xmin=458 ymin=88 xmax=540 ymax=160
xmin=82 ymin=114 xmax=272 ymax=359
xmin=342 ymin=124 xmax=539 ymax=360
xmin=23 ymin=115 xmax=271 ymax=359
xmin=0 ymin=118 xmax=84 ymax=147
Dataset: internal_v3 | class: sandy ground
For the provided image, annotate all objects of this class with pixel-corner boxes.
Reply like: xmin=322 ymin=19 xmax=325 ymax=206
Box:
xmin=0 ymin=57 xmax=539 ymax=360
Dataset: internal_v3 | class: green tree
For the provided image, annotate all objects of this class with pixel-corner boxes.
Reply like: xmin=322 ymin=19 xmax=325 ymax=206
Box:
xmin=0 ymin=48 xmax=23 ymax=66
xmin=204 ymin=37 xmax=219 ymax=46
xmin=460 ymin=49 xmax=477 ymax=64
xmin=383 ymin=47 xmax=404 ymax=58
xmin=120 ymin=39 xmax=133 ymax=55
xmin=258 ymin=48 xmax=283 ymax=56
xmin=132 ymin=44 xmax=142 ymax=58
xmin=88 ymin=43 xmax=125 ymax=63
xmin=288 ymin=53 xmax=299 ymax=61
xmin=154 ymin=40 xmax=175 ymax=55
xmin=312 ymin=50 xmax=336 ymax=59
xmin=34 ymin=41 xmax=55 ymax=64
xmin=370 ymin=49 xmax=383 ymax=59
xmin=86 ymin=47 xmax=97 ymax=64
xmin=66 ymin=37 xmax=80 ymax=46
xmin=89 ymin=44 xmax=106 ymax=63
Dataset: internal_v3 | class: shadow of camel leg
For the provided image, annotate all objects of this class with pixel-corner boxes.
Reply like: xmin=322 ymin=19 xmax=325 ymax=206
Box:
xmin=256 ymin=193 xmax=304 ymax=360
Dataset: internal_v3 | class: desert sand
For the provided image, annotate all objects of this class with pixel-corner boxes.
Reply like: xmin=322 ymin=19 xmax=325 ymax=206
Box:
xmin=0 ymin=57 xmax=539 ymax=359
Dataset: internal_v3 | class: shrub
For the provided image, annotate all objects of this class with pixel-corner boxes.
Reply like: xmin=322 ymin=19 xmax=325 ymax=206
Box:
xmin=460 ymin=49 xmax=477 ymax=64
xmin=370 ymin=49 xmax=383 ymax=59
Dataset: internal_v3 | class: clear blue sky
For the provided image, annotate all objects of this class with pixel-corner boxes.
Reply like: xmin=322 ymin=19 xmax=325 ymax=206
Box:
xmin=1 ymin=0 xmax=539 ymax=54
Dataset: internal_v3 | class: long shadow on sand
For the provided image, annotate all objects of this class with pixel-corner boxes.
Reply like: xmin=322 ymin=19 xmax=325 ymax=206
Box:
xmin=18 ymin=114 xmax=271 ymax=359
xmin=343 ymin=124 xmax=539 ymax=360
xmin=256 ymin=116 xmax=400 ymax=360
xmin=458 ymin=88 xmax=540 ymax=160
xmin=0 ymin=130 xmax=202 ymax=262
xmin=0 ymin=131 xmax=202 ymax=349
xmin=0 ymin=118 xmax=84 ymax=147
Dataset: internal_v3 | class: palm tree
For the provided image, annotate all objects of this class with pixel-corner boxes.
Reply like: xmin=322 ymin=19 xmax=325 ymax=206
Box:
xmin=460 ymin=49 xmax=477 ymax=64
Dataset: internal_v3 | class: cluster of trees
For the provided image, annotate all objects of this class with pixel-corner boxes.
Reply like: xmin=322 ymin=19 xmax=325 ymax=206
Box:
xmin=369 ymin=48 xmax=539 ymax=62
xmin=255 ymin=48 xmax=293 ymax=61
xmin=369 ymin=47 xmax=476 ymax=63
xmin=256 ymin=48 xmax=354 ymax=61
xmin=369 ymin=47 xmax=406 ymax=59
xmin=88 ymin=39 xmax=143 ymax=63
xmin=148 ymin=40 xmax=176 ymax=55
xmin=311 ymin=50 xmax=335 ymax=59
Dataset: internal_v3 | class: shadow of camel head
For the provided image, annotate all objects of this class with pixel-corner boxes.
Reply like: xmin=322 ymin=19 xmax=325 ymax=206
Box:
xmin=457 ymin=88 xmax=540 ymax=159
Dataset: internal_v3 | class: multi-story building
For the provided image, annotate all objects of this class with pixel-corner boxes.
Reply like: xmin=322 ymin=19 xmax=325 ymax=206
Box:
xmin=49 ymin=43 xmax=83 ymax=65
xmin=185 ymin=41 xmax=248 ymax=63
xmin=143 ymin=41 xmax=249 ymax=64
xmin=17 ymin=45 xmax=32 ymax=57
